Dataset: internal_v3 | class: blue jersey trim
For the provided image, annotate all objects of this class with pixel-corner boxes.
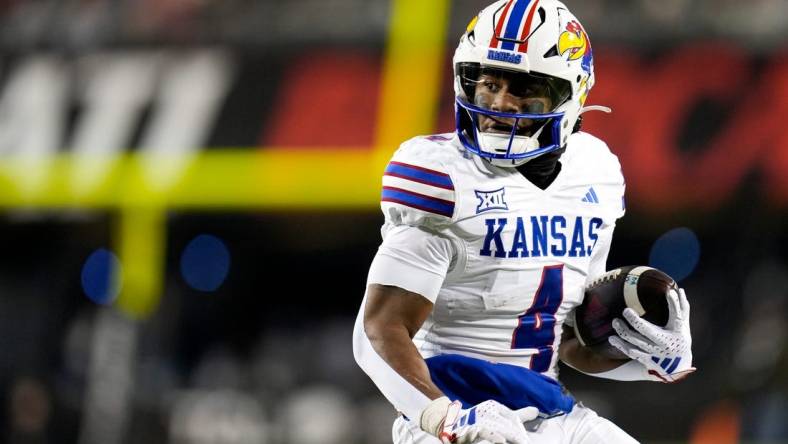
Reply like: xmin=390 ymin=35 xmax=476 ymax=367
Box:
xmin=385 ymin=162 xmax=454 ymax=190
xmin=381 ymin=187 xmax=454 ymax=217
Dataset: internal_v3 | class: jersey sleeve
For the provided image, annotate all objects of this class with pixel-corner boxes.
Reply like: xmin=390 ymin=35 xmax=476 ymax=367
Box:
xmin=575 ymin=132 xmax=627 ymax=221
xmin=380 ymin=142 xmax=457 ymax=229
xmin=369 ymin=141 xmax=459 ymax=301
xmin=367 ymin=224 xmax=455 ymax=302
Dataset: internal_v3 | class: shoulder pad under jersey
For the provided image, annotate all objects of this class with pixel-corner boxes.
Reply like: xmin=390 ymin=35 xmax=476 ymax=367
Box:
xmin=380 ymin=135 xmax=458 ymax=228
xmin=569 ymin=132 xmax=626 ymax=218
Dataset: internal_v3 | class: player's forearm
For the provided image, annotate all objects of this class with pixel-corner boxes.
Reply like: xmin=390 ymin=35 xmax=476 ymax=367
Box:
xmin=352 ymin=292 xmax=439 ymax=420
xmin=559 ymin=336 xmax=627 ymax=374
xmin=364 ymin=321 xmax=444 ymax=400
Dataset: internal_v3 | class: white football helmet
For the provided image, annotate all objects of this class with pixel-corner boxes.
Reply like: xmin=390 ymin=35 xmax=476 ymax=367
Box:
xmin=454 ymin=0 xmax=596 ymax=167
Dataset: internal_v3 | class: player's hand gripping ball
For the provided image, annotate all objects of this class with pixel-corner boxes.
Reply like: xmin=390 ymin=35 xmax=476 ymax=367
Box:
xmin=572 ymin=266 xmax=676 ymax=360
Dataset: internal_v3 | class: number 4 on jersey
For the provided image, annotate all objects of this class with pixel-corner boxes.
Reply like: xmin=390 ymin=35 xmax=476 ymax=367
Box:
xmin=511 ymin=265 xmax=564 ymax=373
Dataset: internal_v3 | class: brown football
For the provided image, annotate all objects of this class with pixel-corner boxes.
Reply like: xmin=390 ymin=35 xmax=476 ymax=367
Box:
xmin=573 ymin=266 xmax=677 ymax=360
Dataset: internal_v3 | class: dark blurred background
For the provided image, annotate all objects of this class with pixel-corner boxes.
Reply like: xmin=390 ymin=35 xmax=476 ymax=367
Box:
xmin=0 ymin=0 xmax=786 ymax=443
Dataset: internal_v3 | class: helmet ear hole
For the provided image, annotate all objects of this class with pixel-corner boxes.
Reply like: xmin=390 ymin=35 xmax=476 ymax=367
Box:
xmin=543 ymin=45 xmax=559 ymax=58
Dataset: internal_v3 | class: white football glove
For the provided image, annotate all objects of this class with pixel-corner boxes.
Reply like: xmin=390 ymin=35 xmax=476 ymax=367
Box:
xmin=608 ymin=288 xmax=696 ymax=383
xmin=420 ymin=397 xmax=538 ymax=444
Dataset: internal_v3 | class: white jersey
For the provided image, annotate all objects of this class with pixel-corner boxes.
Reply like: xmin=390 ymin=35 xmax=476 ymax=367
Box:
xmin=369 ymin=132 xmax=625 ymax=380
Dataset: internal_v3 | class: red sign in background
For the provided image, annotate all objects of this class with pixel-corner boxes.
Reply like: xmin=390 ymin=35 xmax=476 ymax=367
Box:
xmin=264 ymin=45 xmax=788 ymax=212
xmin=583 ymin=44 xmax=788 ymax=211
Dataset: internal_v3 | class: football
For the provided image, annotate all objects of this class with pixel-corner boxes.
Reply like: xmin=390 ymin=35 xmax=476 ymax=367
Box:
xmin=572 ymin=266 xmax=677 ymax=360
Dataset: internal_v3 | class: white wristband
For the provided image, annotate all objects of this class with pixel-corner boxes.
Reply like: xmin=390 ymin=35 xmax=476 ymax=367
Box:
xmin=420 ymin=396 xmax=454 ymax=437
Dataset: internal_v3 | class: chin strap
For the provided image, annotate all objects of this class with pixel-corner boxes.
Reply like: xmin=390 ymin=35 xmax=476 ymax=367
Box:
xmin=579 ymin=105 xmax=612 ymax=115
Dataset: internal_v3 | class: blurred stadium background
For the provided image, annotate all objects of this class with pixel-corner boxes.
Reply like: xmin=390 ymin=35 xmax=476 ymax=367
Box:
xmin=0 ymin=0 xmax=786 ymax=443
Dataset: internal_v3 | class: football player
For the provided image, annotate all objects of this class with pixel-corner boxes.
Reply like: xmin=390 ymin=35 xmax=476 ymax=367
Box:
xmin=353 ymin=1 xmax=695 ymax=443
